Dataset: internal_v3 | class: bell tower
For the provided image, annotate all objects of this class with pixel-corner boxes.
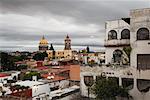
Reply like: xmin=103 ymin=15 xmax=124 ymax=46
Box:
xmin=64 ymin=35 xmax=71 ymax=50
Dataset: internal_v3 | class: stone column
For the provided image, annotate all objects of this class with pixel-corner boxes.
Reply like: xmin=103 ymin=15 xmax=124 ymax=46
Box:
xmin=119 ymin=77 xmax=122 ymax=86
xmin=133 ymin=78 xmax=137 ymax=89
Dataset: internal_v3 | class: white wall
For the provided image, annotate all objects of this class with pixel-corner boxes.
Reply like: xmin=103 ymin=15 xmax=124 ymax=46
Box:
xmin=80 ymin=66 xmax=150 ymax=100
xmin=32 ymin=83 xmax=50 ymax=100
xmin=105 ymin=20 xmax=130 ymax=40
xmin=105 ymin=47 xmax=123 ymax=64
xmin=105 ymin=19 xmax=130 ymax=64
xmin=130 ymin=8 xmax=150 ymax=68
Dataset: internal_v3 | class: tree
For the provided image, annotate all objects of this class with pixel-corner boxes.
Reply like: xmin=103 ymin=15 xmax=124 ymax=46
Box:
xmin=88 ymin=59 xmax=96 ymax=67
xmin=49 ymin=44 xmax=54 ymax=51
xmin=17 ymin=64 xmax=27 ymax=71
xmin=22 ymin=71 xmax=41 ymax=81
xmin=123 ymin=46 xmax=132 ymax=63
xmin=86 ymin=46 xmax=90 ymax=53
xmin=33 ymin=52 xmax=48 ymax=61
xmin=81 ymin=49 xmax=87 ymax=53
xmin=0 ymin=52 xmax=16 ymax=71
xmin=13 ymin=55 xmax=28 ymax=62
xmin=93 ymin=77 xmax=130 ymax=100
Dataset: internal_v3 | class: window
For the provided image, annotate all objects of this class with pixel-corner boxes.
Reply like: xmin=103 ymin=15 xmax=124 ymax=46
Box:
xmin=121 ymin=29 xmax=130 ymax=39
xmin=108 ymin=30 xmax=117 ymax=40
xmin=137 ymin=54 xmax=150 ymax=70
xmin=137 ymin=28 xmax=149 ymax=40
xmin=122 ymin=78 xmax=133 ymax=90
xmin=84 ymin=76 xmax=94 ymax=87
xmin=113 ymin=49 xmax=123 ymax=63
xmin=137 ymin=79 xmax=150 ymax=93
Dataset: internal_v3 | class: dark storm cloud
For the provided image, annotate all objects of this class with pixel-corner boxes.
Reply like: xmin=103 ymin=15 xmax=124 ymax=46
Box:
xmin=0 ymin=31 xmax=101 ymax=41
xmin=0 ymin=0 xmax=149 ymax=51
xmin=1 ymin=0 xmax=149 ymax=25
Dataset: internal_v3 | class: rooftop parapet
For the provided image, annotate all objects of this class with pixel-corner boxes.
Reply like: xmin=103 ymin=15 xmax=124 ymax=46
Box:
xmin=130 ymin=8 xmax=150 ymax=18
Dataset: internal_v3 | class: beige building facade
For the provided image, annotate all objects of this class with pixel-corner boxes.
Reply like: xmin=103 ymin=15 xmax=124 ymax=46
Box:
xmin=80 ymin=8 xmax=150 ymax=100
xmin=45 ymin=35 xmax=73 ymax=60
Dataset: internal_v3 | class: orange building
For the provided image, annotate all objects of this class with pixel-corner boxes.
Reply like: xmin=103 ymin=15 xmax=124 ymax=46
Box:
xmin=69 ymin=65 xmax=80 ymax=81
xmin=39 ymin=63 xmax=80 ymax=86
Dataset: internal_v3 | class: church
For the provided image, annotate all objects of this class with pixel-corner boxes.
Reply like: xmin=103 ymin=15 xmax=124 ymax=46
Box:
xmin=38 ymin=35 xmax=72 ymax=60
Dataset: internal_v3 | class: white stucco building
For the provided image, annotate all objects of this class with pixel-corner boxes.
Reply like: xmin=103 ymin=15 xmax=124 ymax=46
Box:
xmin=104 ymin=18 xmax=130 ymax=65
xmin=80 ymin=8 xmax=150 ymax=100
xmin=15 ymin=80 xmax=51 ymax=100
xmin=0 ymin=71 xmax=20 ymax=84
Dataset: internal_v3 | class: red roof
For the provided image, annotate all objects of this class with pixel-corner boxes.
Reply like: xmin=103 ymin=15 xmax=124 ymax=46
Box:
xmin=0 ymin=73 xmax=10 ymax=77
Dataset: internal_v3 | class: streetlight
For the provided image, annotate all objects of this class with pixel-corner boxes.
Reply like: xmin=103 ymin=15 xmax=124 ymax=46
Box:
xmin=84 ymin=76 xmax=94 ymax=99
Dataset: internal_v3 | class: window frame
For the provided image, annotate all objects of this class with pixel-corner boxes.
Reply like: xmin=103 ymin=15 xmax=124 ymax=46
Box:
xmin=108 ymin=30 xmax=118 ymax=40
xmin=121 ymin=29 xmax=130 ymax=39
xmin=137 ymin=28 xmax=149 ymax=40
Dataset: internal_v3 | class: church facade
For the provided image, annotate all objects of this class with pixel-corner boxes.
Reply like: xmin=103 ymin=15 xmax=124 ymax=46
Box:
xmin=38 ymin=35 xmax=72 ymax=60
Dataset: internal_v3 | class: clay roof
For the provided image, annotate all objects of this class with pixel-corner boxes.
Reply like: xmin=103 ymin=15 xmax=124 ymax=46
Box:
xmin=0 ymin=73 xmax=10 ymax=77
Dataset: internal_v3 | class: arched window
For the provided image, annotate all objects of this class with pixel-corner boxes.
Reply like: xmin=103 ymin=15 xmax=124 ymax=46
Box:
xmin=137 ymin=28 xmax=149 ymax=40
xmin=84 ymin=76 xmax=94 ymax=87
xmin=122 ymin=78 xmax=134 ymax=90
xmin=137 ymin=79 xmax=150 ymax=93
xmin=121 ymin=29 xmax=130 ymax=39
xmin=108 ymin=30 xmax=117 ymax=40
xmin=113 ymin=49 xmax=123 ymax=63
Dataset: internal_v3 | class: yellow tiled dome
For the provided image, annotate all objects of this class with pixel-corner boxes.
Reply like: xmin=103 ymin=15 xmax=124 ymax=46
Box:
xmin=39 ymin=36 xmax=48 ymax=45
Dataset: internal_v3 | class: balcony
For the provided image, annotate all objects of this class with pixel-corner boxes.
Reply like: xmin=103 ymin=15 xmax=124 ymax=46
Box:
xmin=104 ymin=39 xmax=130 ymax=47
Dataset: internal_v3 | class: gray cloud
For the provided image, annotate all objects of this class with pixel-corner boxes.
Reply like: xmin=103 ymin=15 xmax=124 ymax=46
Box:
xmin=0 ymin=0 xmax=149 ymax=51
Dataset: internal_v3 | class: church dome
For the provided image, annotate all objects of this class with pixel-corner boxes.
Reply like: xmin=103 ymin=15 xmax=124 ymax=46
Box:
xmin=39 ymin=36 xmax=48 ymax=45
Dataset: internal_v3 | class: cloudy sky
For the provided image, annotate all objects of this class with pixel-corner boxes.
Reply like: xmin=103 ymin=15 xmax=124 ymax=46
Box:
xmin=0 ymin=0 xmax=149 ymax=51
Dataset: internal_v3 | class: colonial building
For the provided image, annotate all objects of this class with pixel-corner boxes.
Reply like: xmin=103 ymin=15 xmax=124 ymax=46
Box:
xmin=39 ymin=36 xmax=49 ymax=52
xmin=46 ymin=35 xmax=72 ymax=60
xmin=80 ymin=8 xmax=150 ymax=100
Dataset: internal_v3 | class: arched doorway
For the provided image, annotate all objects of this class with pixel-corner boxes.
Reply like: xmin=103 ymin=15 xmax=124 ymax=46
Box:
xmin=113 ymin=50 xmax=123 ymax=63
